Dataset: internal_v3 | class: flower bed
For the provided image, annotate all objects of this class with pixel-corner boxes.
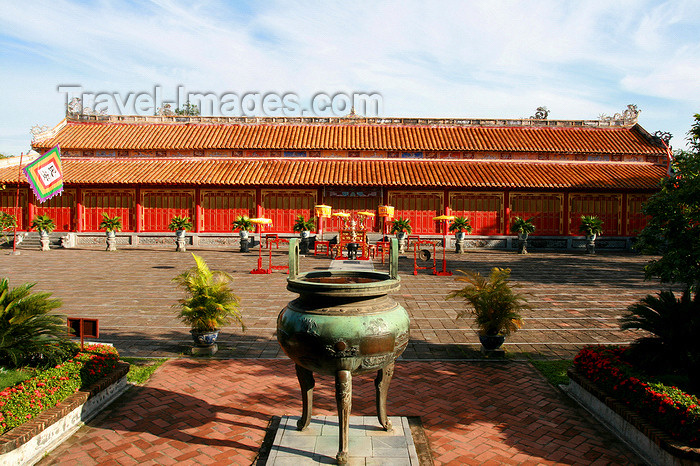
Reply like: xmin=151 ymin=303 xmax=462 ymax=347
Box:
xmin=0 ymin=344 xmax=119 ymax=435
xmin=572 ymin=345 xmax=700 ymax=448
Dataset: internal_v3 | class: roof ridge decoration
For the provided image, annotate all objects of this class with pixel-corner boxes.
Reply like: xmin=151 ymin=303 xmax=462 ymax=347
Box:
xmin=31 ymin=119 xmax=67 ymax=143
xmin=63 ymin=113 xmax=639 ymax=128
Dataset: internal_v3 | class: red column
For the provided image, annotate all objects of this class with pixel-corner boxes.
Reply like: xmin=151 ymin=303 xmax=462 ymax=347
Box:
xmin=620 ymin=193 xmax=628 ymax=237
xmin=256 ymin=188 xmax=263 ymax=234
xmin=27 ymin=194 xmax=35 ymax=229
xmin=75 ymin=188 xmax=83 ymax=232
xmin=135 ymin=187 xmax=142 ymax=232
xmin=503 ymin=189 xmax=511 ymax=235
xmin=195 ymin=187 xmax=202 ymax=233
xmin=562 ymin=192 xmax=570 ymax=235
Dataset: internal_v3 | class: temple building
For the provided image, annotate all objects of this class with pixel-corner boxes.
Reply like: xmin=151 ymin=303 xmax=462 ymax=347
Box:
xmin=0 ymin=110 xmax=668 ymax=249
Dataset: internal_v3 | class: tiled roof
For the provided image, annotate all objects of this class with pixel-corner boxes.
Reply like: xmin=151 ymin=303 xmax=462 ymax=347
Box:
xmin=32 ymin=120 xmax=665 ymax=155
xmin=0 ymin=158 xmax=665 ymax=190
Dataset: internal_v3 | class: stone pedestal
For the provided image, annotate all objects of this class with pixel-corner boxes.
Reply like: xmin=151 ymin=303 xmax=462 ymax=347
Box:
xmin=106 ymin=236 xmax=117 ymax=251
xmin=585 ymin=236 xmax=596 ymax=254
xmin=299 ymin=237 xmax=310 ymax=255
xmin=40 ymin=236 xmax=50 ymax=251
xmin=176 ymin=238 xmax=187 ymax=252
xmin=455 ymin=239 xmax=465 ymax=254
xmin=517 ymin=235 xmax=528 ymax=254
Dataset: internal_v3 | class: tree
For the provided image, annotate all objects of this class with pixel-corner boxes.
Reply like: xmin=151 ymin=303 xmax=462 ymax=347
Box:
xmin=635 ymin=114 xmax=700 ymax=292
xmin=175 ymin=100 xmax=201 ymax=116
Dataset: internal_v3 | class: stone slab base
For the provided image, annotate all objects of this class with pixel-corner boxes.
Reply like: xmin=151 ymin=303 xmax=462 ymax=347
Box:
xmin=266 ymin=415 xmax=420 ymax=465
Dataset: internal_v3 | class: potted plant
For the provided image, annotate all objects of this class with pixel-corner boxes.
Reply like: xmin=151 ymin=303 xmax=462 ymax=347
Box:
xmin=510 ymin=217 xmax=535 ymax=254
xmin=168 ymin=215 xmax=193 ymax=238
xmin=390 ymin=217 xmax=412 ymax=253
xmin=446 ymin=267 xmax=527 ymax=352
xmin=99 ymin=213 xmax=122 ymax=251
xmin=579 ymin=215 xmax=603 ymax=254
xmin=30 ymin=215 xmax=56 ymax=251
xmin=168 ymin=215 xmax=193 ymax=252
xmin=172 ymin=253 xmax=245 ymax=355
xmin=232 ymin=215 xmax=255 ymax=253
xmin=449 ymin=216 xmax=472 ymax=253
xmin=293 ymin=215 xmax=315 ymax=254
xmin=0 ymin=212 xmax=16 ymax=246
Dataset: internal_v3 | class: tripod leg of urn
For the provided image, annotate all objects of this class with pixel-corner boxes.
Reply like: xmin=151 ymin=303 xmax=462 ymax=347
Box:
xmin=335 ymin=369 xmax=352 ymax=465
xmin=295 ymin=364 xmax=315 ymax=431
xmin=375 ymin=362 xmax=395 ymax=432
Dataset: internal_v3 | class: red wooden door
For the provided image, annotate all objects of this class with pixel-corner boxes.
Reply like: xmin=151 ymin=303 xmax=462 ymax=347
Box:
xmin=569 ymin=194 xmax=621 ymax=235
xmin=388 ymin=192 xmax=442 ymax=235
xmin=450 ymin=193 xmax=503 ymax=235
xmin=262 ymin=190 xmax=316 ymax=233
xmin=627 ymin=194 xmax=651 ymax=236
xmin=201 ymin=190 xmax=255 ymax=232
xmin=142 ymin=190 xmax=194 ymax=231
xmin=34 ymin=189 xmax=76 ymax=231
xmin=0 ymin=189 xmax=27 ymax=230
xmin=83 ymin=189 xmax=135 ymax=231
xmin=510 ymin=193 xmax=563 ymax=235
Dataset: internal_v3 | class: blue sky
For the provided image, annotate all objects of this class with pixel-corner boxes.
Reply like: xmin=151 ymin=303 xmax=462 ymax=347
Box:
xmin=1 ymin=0 xmax=699 ymax=155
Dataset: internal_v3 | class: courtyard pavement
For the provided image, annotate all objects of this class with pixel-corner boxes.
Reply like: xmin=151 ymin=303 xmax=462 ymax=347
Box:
xmin=1 ymin=245 xmax=661 ymax=464
xmin=0 ymin=245 xmax=662 ymax=360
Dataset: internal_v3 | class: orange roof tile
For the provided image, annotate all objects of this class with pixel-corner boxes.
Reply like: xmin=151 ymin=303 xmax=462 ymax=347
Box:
xmin=32 ymin=120 xmax=665 ymax=155
xmin=0 ymin=158 xmax=665 ymax=190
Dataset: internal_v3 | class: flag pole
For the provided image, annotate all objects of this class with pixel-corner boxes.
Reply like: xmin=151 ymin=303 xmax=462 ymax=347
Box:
xmin=11 ymin=152 xmax=24 ymax=255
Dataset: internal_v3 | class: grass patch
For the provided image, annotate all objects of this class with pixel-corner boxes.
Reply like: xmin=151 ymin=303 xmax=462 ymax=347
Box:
xmin=0 ymin=367 xmax=36 ymax=390
xmin=122 ymin=358 xmax=168 ymax=385
xmin=530 ymin=359 xmax=573 ymax=387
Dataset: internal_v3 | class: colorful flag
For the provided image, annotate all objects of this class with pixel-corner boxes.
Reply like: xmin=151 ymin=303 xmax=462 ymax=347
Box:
xmin=23 ymin=145 xmax=64 ymax=202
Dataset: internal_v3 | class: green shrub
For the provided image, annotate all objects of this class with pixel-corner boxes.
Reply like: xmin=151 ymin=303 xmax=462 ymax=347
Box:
xmin=0 ymin=278 xmax=70 ymax=368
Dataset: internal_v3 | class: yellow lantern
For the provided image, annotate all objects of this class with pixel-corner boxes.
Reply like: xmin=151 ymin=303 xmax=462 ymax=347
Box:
xmin=378 ymin=205 xmax=395 ymax=218
xmin=314 ymin=205 xmax=332 ymax=218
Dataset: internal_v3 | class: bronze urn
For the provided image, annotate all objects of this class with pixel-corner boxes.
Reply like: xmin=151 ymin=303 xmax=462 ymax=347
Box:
xmin=277 ymin=239 xmax=409 ymax=464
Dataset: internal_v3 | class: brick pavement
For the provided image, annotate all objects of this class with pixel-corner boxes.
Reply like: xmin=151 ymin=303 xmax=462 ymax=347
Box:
xmin=0 ymin=246 xmax=662 ymax=360
xmin=38 ymin=359 xmax=641 ymax=465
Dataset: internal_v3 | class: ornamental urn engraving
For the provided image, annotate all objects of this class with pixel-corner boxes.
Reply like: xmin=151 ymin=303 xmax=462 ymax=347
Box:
xmin=277 ymin=238 xmax=409 ymax=464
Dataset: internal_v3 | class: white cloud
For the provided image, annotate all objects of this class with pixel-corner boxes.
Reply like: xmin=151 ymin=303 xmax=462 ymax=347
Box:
xmin=0 ymin=0 xmax=698 ymax=153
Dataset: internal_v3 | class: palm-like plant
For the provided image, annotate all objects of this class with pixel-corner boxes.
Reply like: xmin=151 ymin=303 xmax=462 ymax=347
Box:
xmin=390 ymin=218 xmax=412 ymax=235
xmin=168 ymin=215 xmax=193 ymax=232
xmin=231 ymin=215 xmax=255 ymax=233
xmin=446 ymin=267 xmax=527 ymax=336
xmin=510 ymin=217 xmax=535 ymax=236
xmin=292 ymin=215 xmax=315 ymax=233
xmin=99 ymin=213 xmax=122 ymax=233
xmin=579 ymin=215 xmax=603 ymax=236
xmin=0 ymin=278 xmax=70 ymax=368
xmin=172 ymin=254 xmax=244 ymax=332
xmin=449 ymin=216 xmax=472 ymax=234
xmin=620 ymin=290 xmax=700 ymax=374
xmin=30 ymin=215 xmax=56 ymax=235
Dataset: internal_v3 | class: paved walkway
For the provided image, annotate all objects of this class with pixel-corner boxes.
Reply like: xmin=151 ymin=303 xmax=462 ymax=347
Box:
xmin=0 ymin=246 xmax=656 ymax=464
xmin=38 ymin=359 xmax=641 ymax=465
xmin=0 ymin=246 xmax=661 ymax=359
